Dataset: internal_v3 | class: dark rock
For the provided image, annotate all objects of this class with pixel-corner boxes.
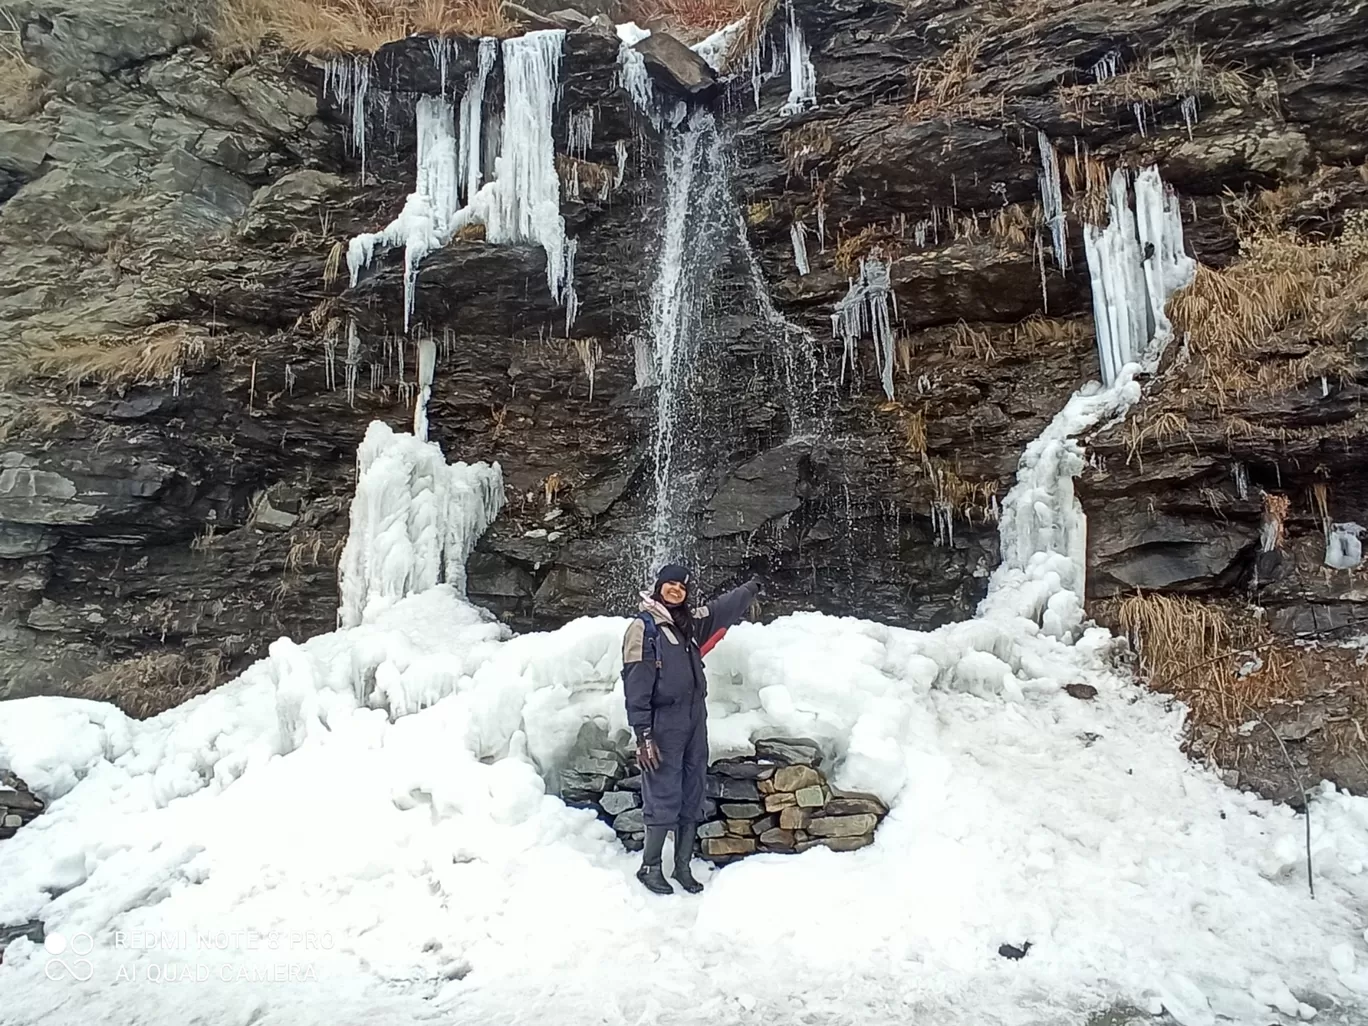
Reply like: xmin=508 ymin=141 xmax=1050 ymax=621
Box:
xmin=754 ymin=738 xmax=823 ymax=768
xmin=1064 ymin=683 xmax=1099 ymax=700
xmin=705 ymin=775 xmax=760 ymax=801
xmin=711 ymin=758 xmax=778 ymax=780
xmin=998 ymin=942 xmax=1033 ymax=961
xmin=0 ymin=921 xmax=44 ymax=961
xmin=633 ymin=33 xmax=717 ymax=98
xmin=618 ymin=774 xmax=643 ymax=792
xmin=823 ymin=796 xmax=886 ymax=817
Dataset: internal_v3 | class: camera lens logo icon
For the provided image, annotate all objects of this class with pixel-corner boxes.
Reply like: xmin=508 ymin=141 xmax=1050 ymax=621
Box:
xmin=43 ymin=932 xmax=94 ymax=982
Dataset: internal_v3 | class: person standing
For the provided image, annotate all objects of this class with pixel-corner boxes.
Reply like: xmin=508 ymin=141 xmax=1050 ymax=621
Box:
xmin=621 ymin=564 xmax=762 ymax=895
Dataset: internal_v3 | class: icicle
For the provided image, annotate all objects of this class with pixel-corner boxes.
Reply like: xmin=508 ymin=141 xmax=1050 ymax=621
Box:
xmin=1133 ymin=102 xmax=1148 ymax=137
xmin=285 ymin=363 xmax=297 ymax=396
xmin=614 ymin=139 xmax=628 ymax=187
xmin=457 ymin=38 xmax=496 ymax=201
xmin=1232 ymin=462 xmax=1249 ymax=500
xmin=790 ymin=220 xmax=810 ymax=275
xmin=324 ymin=333 xmax=337 ymax=391
xmin=344 ymin=319 xmax=360 ymax=406
xmin=1325 ymin=523 xmax=1365 ymax=570
xmin=428 ymin=37 xmax=458 ymax=95
xmin=779 ymin=0 xmax=817 ymax=116
xmin=413 ymin=337 xmax=437 ymax=440
xmin=563 ymin=236 xmax=579 ymax=333
xmin=325 ymin=56 xmax=371 ymax=178
xmin=816 ymin=194 xmax=827 ymax=251
xmin=1092 ymin=49 xmax=1122 ymax=82
xmin=568 ymin=108 xmax=594 ymax=159
xmin=1180 ymin=95 xmax=1199 ymax=139
xmin=616 ymin=23 xmax=656 ymax=119
xmin=830 ymin=257 xmax=896 ymax=399
xmin=348 ymin=30 xmax=573 ymax=327
xmin=369 ymin=363 xmax=380 ymax=391
xmin=1037 ymin=131 xmax=1069 ymax=271
xmin=1083 ymin=167 xmax=1195 ymax=386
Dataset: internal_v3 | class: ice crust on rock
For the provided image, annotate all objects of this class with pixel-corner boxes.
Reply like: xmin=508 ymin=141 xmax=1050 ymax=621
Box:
xmin=348 ymin=31 xmax=574 ymax=330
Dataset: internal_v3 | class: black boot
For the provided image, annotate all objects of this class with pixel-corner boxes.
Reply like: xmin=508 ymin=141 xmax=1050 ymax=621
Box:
xmin=672 ymin=821 xmax=704 ymax=894
xmin=636 ymin=826 xmax=674 ymax=895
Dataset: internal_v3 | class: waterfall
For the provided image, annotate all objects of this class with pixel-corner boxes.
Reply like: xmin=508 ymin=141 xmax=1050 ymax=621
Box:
xmin=639 ymin=109 xmax=825 ymax=576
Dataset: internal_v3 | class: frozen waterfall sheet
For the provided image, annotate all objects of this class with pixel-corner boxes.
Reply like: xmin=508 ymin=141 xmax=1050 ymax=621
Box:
xmin=347 ymin=30 xmax=572 ymax=328
xmin=4 ymin=566 xmax=1368 ymax=1024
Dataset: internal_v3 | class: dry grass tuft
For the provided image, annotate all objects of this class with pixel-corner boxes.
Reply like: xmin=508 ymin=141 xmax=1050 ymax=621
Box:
xmin=1168 ymin=213 xmax=1368 ymax=404
xmin=988 ymin=203 xmax=1032 ymax=248
xmin=1013 ymin=314 xmax=1091 ymax=347
xmin=925 ymin=458 xmax=998 ymax=521
xmin=879 ymin=400 xmax=927 ymax=456
xmin=556 ymin=155 xmax=616 ymax=202
xmin=72 ymin=650 xmax=226 ymax=719
xmin=905 ymin=32 xmax=1004 ymax=123
xmin=621 ymin=0 xmax=757 ymax=40
xmin=781 ymin=122 xmax=834 ymax=177
xmin=9 ymin=324 xmax=207 ymax=389
xmin=1123 ymin=408 xmax=1196 ymax=466
xmin=1113 ymin=594 xmax=1301 ymax=750
xmin=1060 ymin=39 xmax=1250 ymax=123
xmin=0 ymin=403 xmax=75 ymax=442
xmin=214 ymin=0 xmax=519 ymax=56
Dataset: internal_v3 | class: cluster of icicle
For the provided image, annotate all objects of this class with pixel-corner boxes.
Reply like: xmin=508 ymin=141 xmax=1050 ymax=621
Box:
xmin=1082 ymin=167 xmax=1196 ymax=386
xmin=337 ymin=421 xmax=505 ymax=628
xmin=346 ymin=31 xmax=574 ymax=333
xmin=831 ymin=257 xmax=897 ymax=400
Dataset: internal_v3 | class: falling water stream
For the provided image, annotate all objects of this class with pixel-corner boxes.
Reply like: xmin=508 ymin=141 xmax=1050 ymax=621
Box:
xmin=640 ymin=108 xmax=824 ymax=577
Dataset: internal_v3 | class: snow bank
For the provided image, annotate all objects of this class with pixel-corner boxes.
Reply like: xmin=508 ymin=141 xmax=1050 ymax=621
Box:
xmin=5 ymin=414 xmax=1368 ymax=1026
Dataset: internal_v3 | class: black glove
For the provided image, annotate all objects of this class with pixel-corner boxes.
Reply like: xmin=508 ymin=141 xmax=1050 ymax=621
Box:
xmin=635 ymin=729 xmax=662 ymax=773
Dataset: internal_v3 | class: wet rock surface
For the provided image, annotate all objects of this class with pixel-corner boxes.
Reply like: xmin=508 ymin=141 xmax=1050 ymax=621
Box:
xmin=0 ymin=0 xmax=1362 ymax=809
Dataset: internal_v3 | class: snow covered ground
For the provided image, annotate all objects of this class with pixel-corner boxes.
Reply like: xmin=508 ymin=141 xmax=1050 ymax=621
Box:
xmin=4 ymin=421 xmax=1368 ymax=1026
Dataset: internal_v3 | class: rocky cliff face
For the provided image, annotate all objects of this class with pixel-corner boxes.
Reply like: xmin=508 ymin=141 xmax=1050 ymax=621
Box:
xmin=1 ymin=0 xmax=1365 ymax=794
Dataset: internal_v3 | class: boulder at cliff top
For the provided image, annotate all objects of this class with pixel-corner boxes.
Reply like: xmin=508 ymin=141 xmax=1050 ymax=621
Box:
xmin=633 ymin=33 xmax=717 ymax=98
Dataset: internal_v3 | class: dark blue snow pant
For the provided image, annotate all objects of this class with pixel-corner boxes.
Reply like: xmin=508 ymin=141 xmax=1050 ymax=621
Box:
xmin=641 ymin=698 xmax=708 ymax=828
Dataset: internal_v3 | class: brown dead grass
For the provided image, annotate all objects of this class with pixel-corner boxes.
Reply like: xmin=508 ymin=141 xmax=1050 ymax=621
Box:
xmin=905 ymin=32 xmax=1004 ymax=123
xmin=0 ymin=403 xmax=75 ymax=443
xmin=620 ymin=0 xmax=755 ymax=40
xmin=925 ymin=458 xmax=998 ymax=521
xmin=1113 ymin=594 xmax=1295 ymax=738
xmin=8 ymin=324 xmax=207 ymax=389
xmin=73 ymin=651 xmax=226 ymax=719
xmin=781 ymin=122 xmax=834 ymax=177
xmin=215 ymin=0 xmax=519 ymax=56
xmin=556 ymin=155 xmax=616 ymax=202
xmin=1168 ymin=212 xmax=1368 ymax=404
xmin=878 ymin=400 xmax=928 ymax=456
xmin=1061 ymin=39 xmax=1251 ymax=123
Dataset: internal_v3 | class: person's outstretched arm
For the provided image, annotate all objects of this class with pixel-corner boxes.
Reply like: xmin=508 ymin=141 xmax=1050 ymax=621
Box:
xmin=692 ymin=577 xmax=762 ymax=642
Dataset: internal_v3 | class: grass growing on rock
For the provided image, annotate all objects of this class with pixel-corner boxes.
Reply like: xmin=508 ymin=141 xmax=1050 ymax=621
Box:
xmin=7 ymin=325 xmax=205 ymax=389
xmin=214 ymin=0 xmax=519 ymax=56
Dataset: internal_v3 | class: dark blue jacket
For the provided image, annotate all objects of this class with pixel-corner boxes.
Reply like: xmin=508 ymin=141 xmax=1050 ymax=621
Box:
xmin=621 ymin=581 xmax=759 ymax=739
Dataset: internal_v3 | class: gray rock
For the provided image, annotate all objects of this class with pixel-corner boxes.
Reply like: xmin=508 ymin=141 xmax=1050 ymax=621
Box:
xmin=0 ymin=523 xmax=56 ymax=557
xmin=617 ymin=774 xmax=642 ymax=792
xmin=0 ymin=123 xmax=52 ymax=177
xmin=795 ymin=785 xmax=827 ymax=808
xmin=251 ymin=504 xmax=297 ymax=532
xmin=796 ymin=835 xmax=874 ymax=854
xmin=225 ymin=65 xmax=318 ymax=139
xmin=633 ymin=33 xmax=718 ymax=98
xmin=148 ymin=150 xmax=253 ymax=221
xmin=697 ymin=820 xmax=727 ymax=839
xmin=611 ymin=808 xmax=644 ymax=833
xmin=599 ymin=790 xmax=639 ymax=815
xmin=239 ymin=170 xmax=346 ymax=243
xmin=702 ymin=445 xmax=805 ymax=538
xmin=560 ymin=769 xmax=613 ymax=794
xmin=2 ymin=813 xmax=21 ymax=828
xmin=16 ymin=0 xmax=209 ymax=77
xmin=755 ymin=737 xmax=823 ymax=767
xmin=569 ymin=754 xmax=623 ymax=779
